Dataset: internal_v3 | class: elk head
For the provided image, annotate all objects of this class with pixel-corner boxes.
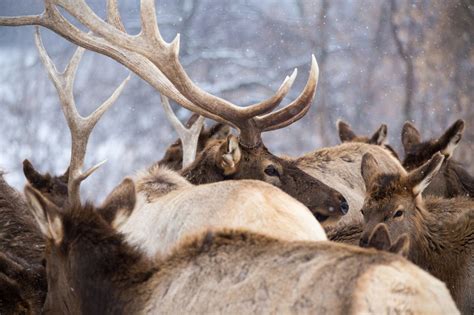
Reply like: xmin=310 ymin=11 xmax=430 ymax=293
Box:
xmin=0 ymin=0 xmax=348 ymax=222
xmin=358 ymin=152 xmax=445 ymax=250
xmin=402 ymin=119 xmax=464 ymax=171
xmin=183 ymin=134 xmax=349 ymax=222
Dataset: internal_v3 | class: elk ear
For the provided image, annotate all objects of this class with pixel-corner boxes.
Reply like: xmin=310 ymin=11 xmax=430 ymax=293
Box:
xmin=390 ymin=234 xmax=410 ymax=257
xmin=23 ymin=159 xmax=49 ymax=189
xmin=407 ymin=152 xmax=444 ymax=196
xmin=437 ymin=120 xmax=464 ymax=158
xmin=208 ymin=123 xmax=231 ymax=140
xmin=337 ymin=119 xmax=356 ymax=142
xmin=24 ymin=185 xmax=62 ymax=243
xmin=216 ymin=135 xmax=241 ymax=176
xmin=401 ymin=122 xmax=421 ymax=152
xmin=361 ymin=153 xmax=380 ymax=190
xmin=99 ymin=178 xmax=136 ymax=228
xmin=367 ymin=223 xmax=391 ymax=251
xmin=369 ymin=124 xmax=388 ymax=145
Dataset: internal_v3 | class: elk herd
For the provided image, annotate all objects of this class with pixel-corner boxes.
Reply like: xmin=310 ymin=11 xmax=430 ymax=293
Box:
xmin=0 ymin=1 xmax=472 ymax=314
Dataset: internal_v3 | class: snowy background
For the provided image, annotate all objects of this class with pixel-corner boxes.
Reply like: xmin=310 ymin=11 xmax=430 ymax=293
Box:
xmin=0 ymin=0 xmax=473 ymax=201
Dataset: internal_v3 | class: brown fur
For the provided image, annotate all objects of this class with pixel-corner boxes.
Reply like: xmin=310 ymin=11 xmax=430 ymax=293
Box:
xmin=181 ymin=138 xmax=349 ymax=222
xmin=0 ymin=173 xmax=46 ymax=314
xmin=402 ymin=120 xmax=473 ymax=198
xmin=360 ymin=153 xmax=474 ymax=314
xmin=24 ymin=187 xmax=458 ymax=314
xmin=326 ymin=221 xmax=363 ymax=246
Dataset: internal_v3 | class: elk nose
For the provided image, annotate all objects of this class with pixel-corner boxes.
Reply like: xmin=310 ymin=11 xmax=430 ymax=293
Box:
xmin=340 ymin=201 xmax=349 ymax=215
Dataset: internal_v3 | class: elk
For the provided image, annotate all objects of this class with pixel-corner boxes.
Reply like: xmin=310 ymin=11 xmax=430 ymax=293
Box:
xmin=359 ymin=152 xmax=474 ymax=314
xmin=336 ymin=119 xmax=400 ymax=160
xmin=402 ymin=119 xmax=474 ymax=198
xmin=24 ymin=182 xmax=459 ymax=314
xmin=0 ymin=172 xmax=46 ymax=314
xmin=0 ymin=0 xmax=354 ymax=224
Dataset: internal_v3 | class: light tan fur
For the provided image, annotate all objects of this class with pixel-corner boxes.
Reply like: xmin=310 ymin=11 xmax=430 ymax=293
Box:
xmin=296 ymin=142 xmax=406 ymax=227
xmin=140 ymin=233 xmax=458 ymax=314
xmin=118 ymin=165 xmax=327 ymax=258
xmin=350 ymin=260 xmax=458 ymax=314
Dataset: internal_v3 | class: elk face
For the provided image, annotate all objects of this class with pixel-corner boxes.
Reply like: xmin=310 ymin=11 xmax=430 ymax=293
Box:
xmin=23 ymin=159 xmax=69 ymax=207
xmin=358 ymin=152 xmax=444 ymax=248
xmin=208 ymin=135 xmax=349 ymax=222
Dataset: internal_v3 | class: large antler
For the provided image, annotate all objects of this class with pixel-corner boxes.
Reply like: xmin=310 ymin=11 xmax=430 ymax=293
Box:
xmin=0 ymin=0 xmax=318 ymax=148
xmin=34 ymin=28 xmax=130 ymax=207
xmin=160 ymin=95 xmax=205 ymax=168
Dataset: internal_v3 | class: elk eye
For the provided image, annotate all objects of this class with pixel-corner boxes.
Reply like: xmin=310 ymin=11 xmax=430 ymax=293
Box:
xmin=360 ymin=209 xmax=365 ymax=216
xmin=393 ymin=210 xmax=404 ymax=218
xmin=264 ymin=165 xmax=279 ymax=177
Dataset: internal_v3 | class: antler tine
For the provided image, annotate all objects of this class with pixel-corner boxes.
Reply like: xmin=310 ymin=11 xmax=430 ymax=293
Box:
xmin=34 ymin=27 xmax=130 ymax=207
xmin=107 ymin=0 xmax=126 ymax=32
xmin=255 ymin=55 xmax=319 ymax=132
xmin=161 ymin=95 xmax=205 ymax=168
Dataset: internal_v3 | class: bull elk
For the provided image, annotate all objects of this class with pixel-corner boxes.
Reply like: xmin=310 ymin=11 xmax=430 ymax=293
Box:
xmin=27 ymin=25 xmax=328 ymax=261
xmin=359 ymin=152 xmax=474 ymax=314
xmin=402 ymin=119 xmax=474 ymax=198
xmin=24 ymin=181 xmax=459 ymax=314
xmin=0 ymin=0 xmax=355 ymax=223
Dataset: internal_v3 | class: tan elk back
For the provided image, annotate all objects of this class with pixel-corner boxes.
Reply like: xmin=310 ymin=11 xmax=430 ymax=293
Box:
xmin=107 ymin=164 xmax=327 ymax=259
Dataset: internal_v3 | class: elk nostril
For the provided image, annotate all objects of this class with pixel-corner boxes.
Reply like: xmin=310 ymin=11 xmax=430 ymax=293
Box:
xmin=340 ymin=201 xmax=349 ymax=215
